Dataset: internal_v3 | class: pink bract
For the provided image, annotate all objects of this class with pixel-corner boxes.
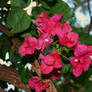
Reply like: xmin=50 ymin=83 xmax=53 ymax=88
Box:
xmin=18 ymin=36 xmax=38 ymax=56
xmin=70 ymin=57 xmax=83 ymax=77
xmin=40 ymin=51 xmax=62 ymax=74
xmin=35 ymin=12 xmax=63 ymax=35
xmin=28 ymin=77 xmax=50 ymax=92
xmin=61 ymin=22 xmax=72 ymax=33
xmin=58 ymin=32 xmax=79 ymax=48
xmin=70 ymin=55 xmax=92 ymax=77
xmin=37 ymin=33 xmax=53 ymax=52
xmin=88 ymin=46 xmax=92 ymax=53
xmin=73 ymin=43 xmax=88 ymax=57
xmin=80 ymin=54 xmax=91 ymax=72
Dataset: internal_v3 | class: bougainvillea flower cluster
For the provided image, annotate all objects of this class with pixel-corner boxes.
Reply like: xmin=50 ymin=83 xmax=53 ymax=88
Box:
xmin=40 ymin=51 xmax=62 ymax=79
xmin=37 ymin=33 xmax=53 ymax=52
xmin=28 ymin=77 xmax=50 ymax=92
xmin=18 ymin=11 xmax=92 ymax=91
xmin=19 ymin=36 xmax=38 ymax=56
xmin=70 ymin=43 xmax=92 ymax=77
xmin=19 ymin=33 xmax=53 ymax=56
xmin=35 ymin=11 xmax=63 ymax=36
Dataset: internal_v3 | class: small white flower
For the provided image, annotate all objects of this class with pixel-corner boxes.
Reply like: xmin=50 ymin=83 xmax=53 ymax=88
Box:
xmin=90 ymin=55 xmax=92 ymax=59
xmin=45 ymin=39 xmax=49 ymax=42
xmin=75 ymin=59 xmax=78 ymax=62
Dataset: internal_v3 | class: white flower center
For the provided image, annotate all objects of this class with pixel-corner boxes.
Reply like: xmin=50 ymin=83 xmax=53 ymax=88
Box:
xmin=45 ymin=39 xmax=49 ymax=42
xmin=75 ymin=59 xmax=78 ymax=62
xmin=90 ymin=55 xmax=92 ymax=59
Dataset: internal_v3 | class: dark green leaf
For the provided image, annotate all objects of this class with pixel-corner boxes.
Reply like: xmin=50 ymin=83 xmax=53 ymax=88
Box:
xmin=40 ymin=1 xmax=50 ymax=9
xmin=9 ymin=49 xmax=22 ymax=67
xmin=7 ymin=8 xmax=31 ymax=33
xmin=83 ymin=81 xmax=92 ymax=92
xmin=49 ymin=0 xmax=73 ymax=22
xmin=79 ymin=33 xmax=92 ymax=45
xmin=0 ymin=0 xmax=8 ymax=7
xmin=2 ymin=46 xmax=9 ymax=61
xmin=32 ymin=7 xmax=46 ymax=19
xmin=18 ymin=67 xmax=33 ymax=84
xmin=61 ymin=64 xmax=71 ymax=73
xmin=21 ymin=32 xmax=32 ymax=38
xmin=11 ymin=0 xmax=26 ymax=8
xmin=0 ymin=35 xmax=10 ymax=45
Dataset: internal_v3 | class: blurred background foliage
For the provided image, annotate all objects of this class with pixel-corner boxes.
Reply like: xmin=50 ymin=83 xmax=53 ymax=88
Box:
xmin=0 ymin=0 xmax=92 ymax=92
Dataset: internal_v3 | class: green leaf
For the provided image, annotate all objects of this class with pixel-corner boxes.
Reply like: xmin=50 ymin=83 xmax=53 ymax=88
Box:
xmin=18 ymin=67 xmax=33 ymax=84
xmin=7 ymin=8 xmax=31 ymax=33
xmin=83 ymin=81 xmax=92 ymax=92
xmin=2 ymin=46 xmax=9 ymax=61
xmin=40 ymin=1 xmax=50 ymax=9
xmin=21 ymin=33 xmax=32 ymax=38
xmin=9 ymin=48 xmax=22 ymax=67
xmin=61 ymin=64 xmax=71 ymax=73
xmin=11 ymin=0 xmax=26 ymax=8
xmin=32 ymin=7 xmax=46 ymax=19
xmin=26 ymin=0 xmax=31 ymax=7
xmin=49 ymin=0 xmax=73 ymax=22
xmin=79 ymin=33 xmax=92 ymax=45
xmin=0 ymin=35 xmax=10 ymax=45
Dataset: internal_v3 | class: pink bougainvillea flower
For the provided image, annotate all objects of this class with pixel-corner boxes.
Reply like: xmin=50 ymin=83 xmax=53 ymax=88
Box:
xmin=50 ymin=14 xmax=63 ymax=22
xmin=70 ymin=55 xmax=92 ymax=77
xmin=70 ymin=57 xmax=83 ymax=77
xmin=35 ymin=12 xmax=63 ymax=35
xmin=42 ymin=14 xmax=63 ymax=35
xmin=37 ymin=33 xmax=53 ymax=52
xmin=73 ymin=43 xmax=88 ymax=57
xmin=42 ymin=21 xmax=62 ymax=35
xmin=40 ymin=51 xmax=62 ymax=74
xmin=80 ymin=54 xmax=91 ymax=72
xmin=65 ymin=32 xmax=79 ymax=47
xmin=58 ymin=32 xmax=79 ymax=48
xmin=18 ymin=36 xmax=38 ymax=56
xmin=61 ymin=22 xmax=72 ymax=33
xmin=28 ymin=77 xmax=50 ymax=92
xmin=88 ymin=46 xmax=92 ymax=53
xmin=35 ymin=12 xmax=49 ymax=35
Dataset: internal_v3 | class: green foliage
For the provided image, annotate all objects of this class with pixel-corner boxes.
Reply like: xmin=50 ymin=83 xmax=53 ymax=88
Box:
xmin=21 ymin=32 xmax=32 ymax=38
xmin=0 ymin=34 xmax=10 ymax=45
xmin=0 ymin=0 xmax=8 ymax=7
xmin=32 ymin=7 xmax=46 ymax=19
xmin=72 ymin=27 xmax=92 ymax=45
xmin=49 ymin=0 xmax=73 ymax=22
xmin=39 ymin=1 xmax=50 ymax=9
xmin=0 ymin=0 xmax=92 ymax=91
xmin=7 ymin=8 xmax=31 ymax=33
xmin=61 ymin=64 xmax=71 ymax=74
xmin=18 ymin=66 xmax=33 ymax=84
xmin=9 ymin=48 xmax=22 ymax=67
xmin=2 ymin=46 xmax=9 ymax=60
xmin=11 ymin=0 xmax=26 ymax=8
xmin=83 ymin=81 xmax=92 ymax=92
xmin=79 ymin=33 xmax=92 ymax=45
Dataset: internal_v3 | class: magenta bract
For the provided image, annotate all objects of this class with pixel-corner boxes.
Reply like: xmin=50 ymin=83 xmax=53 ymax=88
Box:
xmin=28 ymin=77 xmax=50 ymax=92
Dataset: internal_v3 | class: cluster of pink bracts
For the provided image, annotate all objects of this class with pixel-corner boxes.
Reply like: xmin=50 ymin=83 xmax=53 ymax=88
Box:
xmin=18 ymin=12 xmax=92 ymax=92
